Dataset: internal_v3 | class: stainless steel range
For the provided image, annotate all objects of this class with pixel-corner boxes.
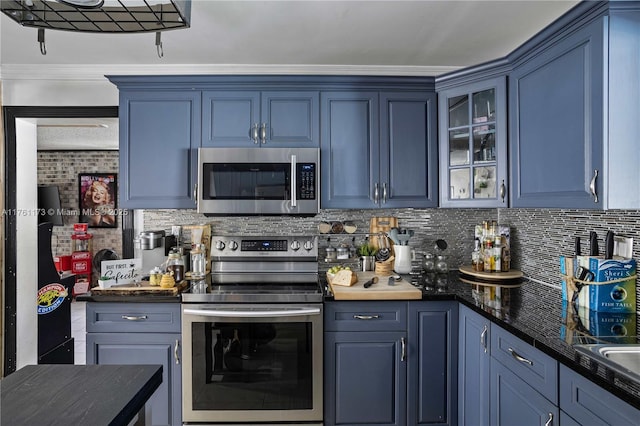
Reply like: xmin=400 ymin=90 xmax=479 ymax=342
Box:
xmin=181 ymin=235 xmax=323 ymax=425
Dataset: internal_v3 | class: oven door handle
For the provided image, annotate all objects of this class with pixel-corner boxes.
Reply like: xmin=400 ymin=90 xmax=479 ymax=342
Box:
xmin=183 ymin=307 xmax=321 ymax=318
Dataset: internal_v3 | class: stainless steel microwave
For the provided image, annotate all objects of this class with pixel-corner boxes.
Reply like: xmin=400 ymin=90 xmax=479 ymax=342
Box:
xmin=197 ymin=147 xmax=319 ymax=216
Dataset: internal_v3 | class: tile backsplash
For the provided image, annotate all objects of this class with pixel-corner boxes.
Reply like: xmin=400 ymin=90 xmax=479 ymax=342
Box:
xmin=142 ymin=207 xmax=639 ymax=304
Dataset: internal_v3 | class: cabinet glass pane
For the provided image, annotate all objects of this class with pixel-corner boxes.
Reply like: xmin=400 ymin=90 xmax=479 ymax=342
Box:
xmin=472 ymin=124 xmax=495 ymax=163
xmin=449 ymin=129 xmax=470 ymax=166
xmin=448 ymin=95 xmax=469 ymax=128
xmin=450 ymin=168 xmax=470 ymax=199
xmin=473 ymin=166 xmax=496 ymax=199
xmin=472 ymin=88 xmax=495 ymax=124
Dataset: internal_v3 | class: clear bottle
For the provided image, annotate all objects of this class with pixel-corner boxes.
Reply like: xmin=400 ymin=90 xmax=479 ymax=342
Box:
xmin=471 ymin=238 xmax=482 ymax=271
xmin=166 ymin=250 xmax=185 ymax=282
xmin=190 ymin=243 xmax=206 ymax=279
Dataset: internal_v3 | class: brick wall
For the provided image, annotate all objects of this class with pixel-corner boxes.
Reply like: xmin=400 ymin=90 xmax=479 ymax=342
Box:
xmin=37 ymin=151 xmax=122 ymax=260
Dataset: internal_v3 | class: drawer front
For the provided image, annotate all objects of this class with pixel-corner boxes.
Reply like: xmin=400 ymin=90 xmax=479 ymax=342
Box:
xmin=86 ymin=302 xmax=181 ymax=333
xmin=491 ymin=325 xmax=558 ymax=403
xmin=560 ymin=365 xmax=640 ymax=425
xmin=324 ymin=301 xmax=407 ymax=332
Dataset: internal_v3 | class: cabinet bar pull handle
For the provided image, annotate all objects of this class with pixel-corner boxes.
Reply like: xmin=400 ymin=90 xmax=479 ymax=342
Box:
xmin=382 ymin=182 xmax=388 ymax=204
xmin=508 ymin=347 xmax=533 ymax=366
xmin=121 ymin=315 xmax=147 ymax=321
xmin=544 ymin=412 xmax=553 ymax=426
xmin=401 ymin=337 xmax=406 ymax=362
xmin=481 ymin=325 xmax=488 ymax=353
xmin=260 ymin=123 xmax=267 ymax=144
xmin=290 ymin=154 xmax=297 ymax=207
xmin=374 ymin=183 xmax=379 ymax=204
xmin=174 ymin=339 xmax=180 ymax=364
xmin=353 ymin=314 xmax=380 ymax=320
xmin=500 ymin=180 xmax=506 ymax=203
xmin=250 ymin=123 xmax=259 ymax=144
xmin=589 ymin=169 xmax=598 ymax=203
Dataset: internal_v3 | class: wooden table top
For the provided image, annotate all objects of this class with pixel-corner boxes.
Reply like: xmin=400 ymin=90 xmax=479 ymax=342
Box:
xmin=1 ymin=364 xmax=162 ymax=426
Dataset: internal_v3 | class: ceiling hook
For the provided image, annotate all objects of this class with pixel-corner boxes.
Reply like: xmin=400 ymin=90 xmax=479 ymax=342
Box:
xmin=155 ymin=31 xmax=163 ymax=58
xmin=38 ymin=28 xmax=46 ymax=55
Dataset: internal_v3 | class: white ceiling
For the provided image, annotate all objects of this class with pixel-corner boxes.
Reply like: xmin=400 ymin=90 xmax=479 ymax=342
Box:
xmin=0 ymin=0 xmax=580 ymax=77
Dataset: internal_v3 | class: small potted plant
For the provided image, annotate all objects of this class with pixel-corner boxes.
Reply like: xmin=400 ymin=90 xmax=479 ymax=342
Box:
xmin=97 ymin=275 xmax=116 ymax=289
xmin=358 ymin=242 xmax=378 ymax=271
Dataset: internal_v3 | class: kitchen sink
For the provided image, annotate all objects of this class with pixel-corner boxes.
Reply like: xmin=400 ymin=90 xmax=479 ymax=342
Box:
xmin=574 ymin=344 xmax=640 ymax=384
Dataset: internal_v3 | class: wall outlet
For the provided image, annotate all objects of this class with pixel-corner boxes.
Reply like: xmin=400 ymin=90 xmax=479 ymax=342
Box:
xmin=614 ymin=236 xmax=633 ymax=259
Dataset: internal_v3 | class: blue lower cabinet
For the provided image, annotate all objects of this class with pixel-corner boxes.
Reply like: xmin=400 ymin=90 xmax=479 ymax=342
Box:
xmin=87 ymin=332 xmax=181 ymax=426
xmin=559 ymin=364 xmax=640 ymax=425
xmin=490 ymin=358 xmax=558 ymax=426
xmin=408 ymin=301 xmax=457 ymax=426
xmin=324 ymin=301 xmax=455 ymax=426
xmin=86 ymin=303 xmax=181 ymax=426
xmin=560 ymin=410 xmax=581 ymax=426
xmin=458 ymin=305 xmax=491 ymax=426
xmin=324 ymin=331 xmax=407 ymax=425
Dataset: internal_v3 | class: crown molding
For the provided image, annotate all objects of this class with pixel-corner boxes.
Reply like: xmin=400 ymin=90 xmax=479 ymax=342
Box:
xmin=0 ymin=63 xmax=461 ymax=81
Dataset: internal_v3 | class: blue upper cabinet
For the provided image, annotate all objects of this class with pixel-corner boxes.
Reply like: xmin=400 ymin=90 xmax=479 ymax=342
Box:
xmin=321 ymin=90 xmax=437 ymax=209
xmin=202 ymin=90 xmax=319 ymax=147
xmin=509 ymin=18 xmax=604 ymax=209
xmin=118 ymin=90 xmax=201 ymax=209
xmin=438 ymin=77 xmax=507 ymax=208
xmin=380 ymin=92 xmax=438 ymax=209
xmin=509 ymin=5 xmax=640 ymax=209
xmin=321 ymin=91 xmax=380 ymax=209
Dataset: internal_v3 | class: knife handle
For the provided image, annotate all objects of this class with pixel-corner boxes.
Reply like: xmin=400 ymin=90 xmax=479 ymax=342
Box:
xmin=574 ymin=237 xmax=581 ymax=256
xmin=589 ymin=231 xmax=599 ymax=256
xmin=605 ymin=230 xmax=614 ymax=259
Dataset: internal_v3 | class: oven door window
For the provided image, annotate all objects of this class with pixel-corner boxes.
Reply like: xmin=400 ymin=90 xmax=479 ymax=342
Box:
xmin=202 ymin=163 xmax=291 ymax=200
xmin=190 ymin=321 xmax=313 ymax=410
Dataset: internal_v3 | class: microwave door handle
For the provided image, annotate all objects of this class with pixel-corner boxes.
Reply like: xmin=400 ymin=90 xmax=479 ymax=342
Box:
xmin=183 ymin=307 xmax=321 ymax=318
xmin=291 ymin=154 xmax=297 ymax=207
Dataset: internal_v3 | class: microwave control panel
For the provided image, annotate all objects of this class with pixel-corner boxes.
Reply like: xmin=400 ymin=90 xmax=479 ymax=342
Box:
xmin=297 ymin=163 xmax=316 ymax=200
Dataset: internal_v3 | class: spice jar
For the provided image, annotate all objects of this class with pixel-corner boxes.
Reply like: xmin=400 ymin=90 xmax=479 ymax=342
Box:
xmin=325 ymin=246 xmax=336 ymax=262
xmin=435 ymin=254 xmax=448 ymax=274
xmin=423 ymin=253 xmax=435 ymax=273
xmin=149 ymin=267 xmax=162 ymax=286
xmin=337 ymin=246 xmax=349 ymax=260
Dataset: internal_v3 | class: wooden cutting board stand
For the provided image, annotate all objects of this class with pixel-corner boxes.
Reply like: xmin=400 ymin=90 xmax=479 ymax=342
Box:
xmin=369 ymin=216 xmax=398 ymax=252
xmin=329 ymin=271 xmax=422 ymax=300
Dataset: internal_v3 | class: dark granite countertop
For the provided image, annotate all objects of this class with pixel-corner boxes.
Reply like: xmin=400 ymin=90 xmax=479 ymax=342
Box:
xmin=80 ymin=271 xmax=640 ymax=410
xmin=325 ymin=272 xmax=640 ymax=411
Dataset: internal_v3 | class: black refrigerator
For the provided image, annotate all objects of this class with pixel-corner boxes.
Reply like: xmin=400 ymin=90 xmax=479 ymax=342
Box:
xmin=37 ymin=222 xmax=75 ymax=364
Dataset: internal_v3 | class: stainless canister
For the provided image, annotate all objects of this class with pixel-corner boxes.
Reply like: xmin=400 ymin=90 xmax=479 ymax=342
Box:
xmin=139 ymin=230 xmax=165 ymax=250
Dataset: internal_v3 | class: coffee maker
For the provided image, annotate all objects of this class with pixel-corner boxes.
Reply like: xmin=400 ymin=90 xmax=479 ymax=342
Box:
xmin=134 ymin=230 xmax=177 ymax=273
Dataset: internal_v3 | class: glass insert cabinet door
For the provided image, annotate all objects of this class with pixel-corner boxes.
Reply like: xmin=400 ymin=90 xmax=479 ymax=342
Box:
xmin=438 ymin=77 xmax=507 ymax=207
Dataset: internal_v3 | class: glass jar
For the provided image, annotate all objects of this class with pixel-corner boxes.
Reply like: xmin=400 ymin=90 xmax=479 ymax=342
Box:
xmin=325 ymin=246 xmax=336 ymax=262
xmin=423 ymin=253 xmax=435 ymax=273
xmin=149 ymin=267 xmax=162 ymax=286
xmin=336 ymin=246 xmax=349 ymax=260
xmin=166 ymin=251 xmax=185 ymax=282
xmin=435 ymin=254 xmax=448 ymax=274
xmin=190 ymin=244 xmax=206 ymax=279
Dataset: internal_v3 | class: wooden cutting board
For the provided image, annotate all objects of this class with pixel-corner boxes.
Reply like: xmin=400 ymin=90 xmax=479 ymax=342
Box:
xmin=329 ymin=271 xmax=422 ymax=300
xmin=91 ymin=281 xmax=187 ymax=296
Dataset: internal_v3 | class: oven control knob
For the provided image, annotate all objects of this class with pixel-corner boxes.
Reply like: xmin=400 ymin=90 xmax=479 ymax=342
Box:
xmin=290 ymin=240 xmax=301 ymax=251
xmin=214 ymin=240 xmax=225 ymax=251
xmin=303 ymin=240 xmax=314 ymax=251
xmin=228 ymin=240 xmax=239 ymax=251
